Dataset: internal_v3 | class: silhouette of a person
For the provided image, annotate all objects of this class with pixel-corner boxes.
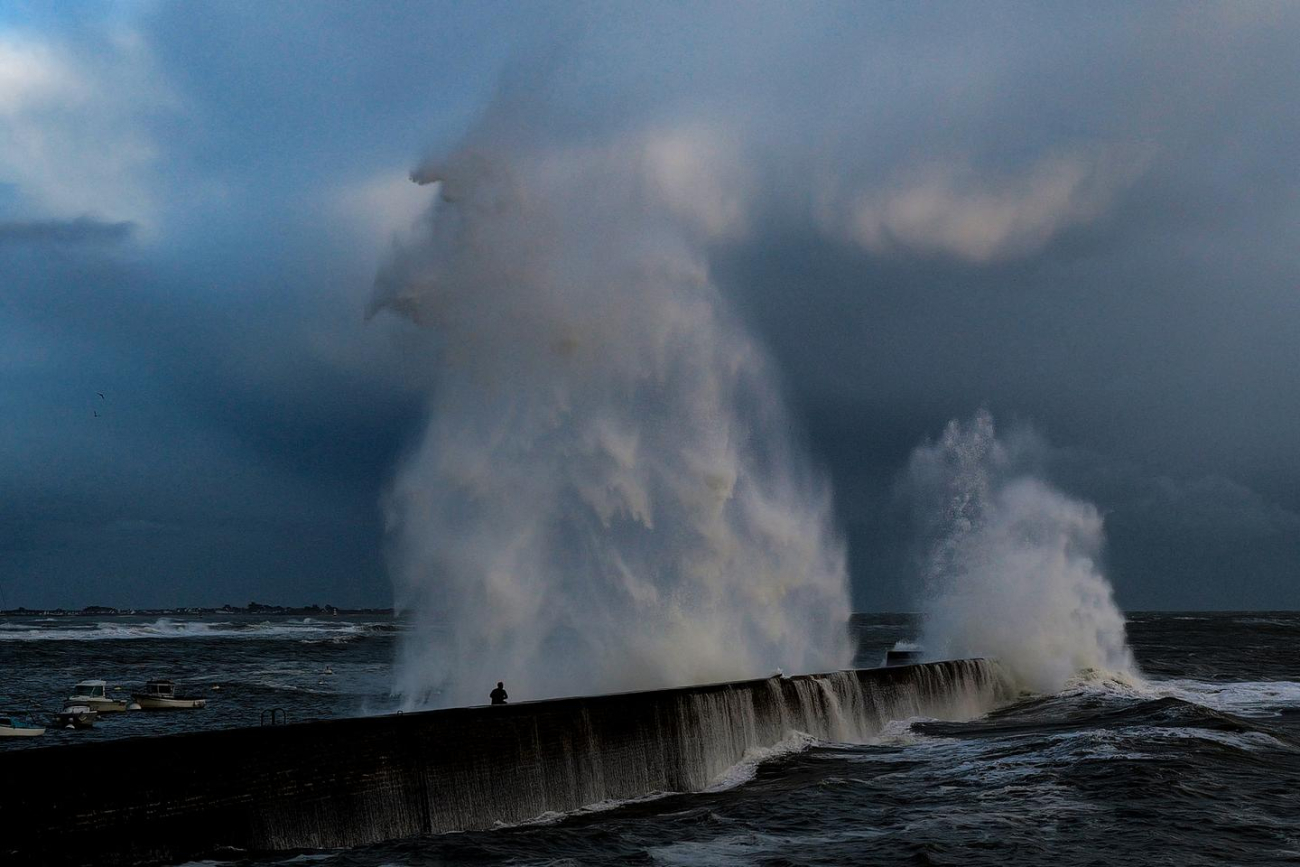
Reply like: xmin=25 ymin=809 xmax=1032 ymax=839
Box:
xmin=490 ymin=682 xmax=508 ymax=705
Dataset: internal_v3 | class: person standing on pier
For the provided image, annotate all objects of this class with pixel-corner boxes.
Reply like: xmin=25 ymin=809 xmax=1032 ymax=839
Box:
xmin=490 ymin=682 xmax=508 ymax=705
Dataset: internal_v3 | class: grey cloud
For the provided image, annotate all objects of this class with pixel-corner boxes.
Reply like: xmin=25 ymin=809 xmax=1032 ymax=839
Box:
xmin=817 ymin=146 xmax=1150 ymax=263
xmin=0 ymin=217 xmax=135 ymax=245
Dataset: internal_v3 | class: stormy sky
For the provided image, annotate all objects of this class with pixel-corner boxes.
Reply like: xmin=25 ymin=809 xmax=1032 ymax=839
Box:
xmin=2 ymin=1 xmax=1298 ymax=611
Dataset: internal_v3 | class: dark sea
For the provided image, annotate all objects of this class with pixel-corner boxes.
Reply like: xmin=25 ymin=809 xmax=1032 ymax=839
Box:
xmin=3 ymin=612 xmax=1299 ymax=866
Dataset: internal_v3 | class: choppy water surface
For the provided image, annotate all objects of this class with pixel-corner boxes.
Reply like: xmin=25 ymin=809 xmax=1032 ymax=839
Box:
xmin=0 ymin=615 xmax=400 ymax=741
xmin=4 ymin=612 xmax=1300 ymax=865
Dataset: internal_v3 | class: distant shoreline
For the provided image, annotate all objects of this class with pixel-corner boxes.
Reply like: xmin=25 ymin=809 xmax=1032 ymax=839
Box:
xmin=0 ymin=603 xmax=394 ymax=617
xmin=6 ymin=607 xmax=1293 ymax=620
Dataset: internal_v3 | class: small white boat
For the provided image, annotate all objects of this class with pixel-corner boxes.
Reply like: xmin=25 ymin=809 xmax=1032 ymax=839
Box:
xmin=131 ymin=680 xmax=207 ymax=710
xmin=54 ymin=704 xmax=98 ymax=729
xmin=68 ymin=680 xmax=129 ymax=713
xmin=0 ymin=715 xmax=46 ymax=738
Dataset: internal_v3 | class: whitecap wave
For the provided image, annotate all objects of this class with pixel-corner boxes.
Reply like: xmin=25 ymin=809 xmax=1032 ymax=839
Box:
xmin=866 ymin=715 xmax=947 ymax=747
xmin=1057 ymin=667 xmax=1300 ymax=718
xmin=704 ymin=730 xmax=819 ymax=792
xmin=1153 ymin=678 xmax=1300 ymax=717
xmin=1042 ymin=667 xmax=1300 ymax=723
xmin=499 ymin=789 xmax=678 ymax=830
xmin=0 ymin=618 xmax=387 ymax=642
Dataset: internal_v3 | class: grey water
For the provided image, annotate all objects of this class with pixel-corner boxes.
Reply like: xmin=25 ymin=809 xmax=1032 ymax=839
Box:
xmin=4 ymin=612 xmax=1300 ymax=865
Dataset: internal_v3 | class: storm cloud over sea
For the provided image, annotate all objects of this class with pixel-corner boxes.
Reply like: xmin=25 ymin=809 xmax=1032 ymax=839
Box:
xmin=3 ymin=3 xmax=1299 ymax=615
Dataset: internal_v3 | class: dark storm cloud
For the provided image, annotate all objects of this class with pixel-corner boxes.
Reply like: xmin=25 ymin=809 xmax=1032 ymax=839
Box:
xmin=0 ymin=238 xmax=423 ymax=607
xmin=3 ymin=2 xmax=1299 ymax=610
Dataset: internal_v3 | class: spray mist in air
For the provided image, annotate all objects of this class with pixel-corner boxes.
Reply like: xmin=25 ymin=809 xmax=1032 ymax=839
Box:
xmin=369 ymin=123 xmax=849 ymax=708
xmin=905 ymin=410 xmax=1138 ymax=693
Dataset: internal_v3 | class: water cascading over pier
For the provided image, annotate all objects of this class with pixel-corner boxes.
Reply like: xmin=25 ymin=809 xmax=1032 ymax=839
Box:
xmin=2 ymin=660 xmax=1012 ymax=866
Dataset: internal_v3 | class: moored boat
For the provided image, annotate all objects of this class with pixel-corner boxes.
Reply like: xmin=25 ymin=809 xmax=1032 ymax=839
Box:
xmin=53 ymin=705 xmax=97 ymax=729
xmin=0 ymin=715 xmax=46 ymax=738
xmin=68 ymin=680 xmax=129 ymax=713
xmin=131 ymin=680 xmax=207 ymax=710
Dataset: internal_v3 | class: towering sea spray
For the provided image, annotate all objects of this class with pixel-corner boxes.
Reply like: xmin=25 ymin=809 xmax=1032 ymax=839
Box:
xmin=370 ymin=127 xmax=850 ymax=708
xmin=905 ymin=410 xmax=1137 ymax=693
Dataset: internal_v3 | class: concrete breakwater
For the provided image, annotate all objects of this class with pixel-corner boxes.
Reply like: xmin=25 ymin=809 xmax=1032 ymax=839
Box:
xmin=1 ymin=659 xmax=1011 ymax=866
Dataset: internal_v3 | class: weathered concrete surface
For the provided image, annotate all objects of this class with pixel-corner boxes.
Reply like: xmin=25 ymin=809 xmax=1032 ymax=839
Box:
xmin=0 ymin=659 xmax=1009 ymax=866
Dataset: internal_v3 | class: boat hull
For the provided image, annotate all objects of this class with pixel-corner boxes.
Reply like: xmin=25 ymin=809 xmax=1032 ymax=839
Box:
xmin=54 ymin=706 xmax=98 ymax=729
xmin=131 ymin=695 xmax=206 ymax=710
xmin=0 ymin=726 xmax=46 ymax=737
xmin=71 ymin=697 xmax=129 ymax=713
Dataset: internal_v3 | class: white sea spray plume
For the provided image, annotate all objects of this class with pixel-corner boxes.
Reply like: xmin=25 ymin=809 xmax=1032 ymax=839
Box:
xmin=370 ymin=118 xmax=850 ymax=708
xmin=904 ymin=410 xmax=1138 ymax=693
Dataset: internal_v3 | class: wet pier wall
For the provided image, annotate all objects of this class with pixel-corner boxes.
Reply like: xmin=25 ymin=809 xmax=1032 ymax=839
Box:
xmin=1 ymin=659 xmax=1010 ymax=866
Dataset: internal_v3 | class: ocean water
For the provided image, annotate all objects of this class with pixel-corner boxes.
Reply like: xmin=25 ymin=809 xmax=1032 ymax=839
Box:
xmin=0 ymin=615 xmax=401 ymax=741
xmin=4 ymin=612 xmax=1300 ymax=865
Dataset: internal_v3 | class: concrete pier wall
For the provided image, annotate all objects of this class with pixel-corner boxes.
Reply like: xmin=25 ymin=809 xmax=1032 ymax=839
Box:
xmin=0 ymin=659 xmax=1011 ymax=866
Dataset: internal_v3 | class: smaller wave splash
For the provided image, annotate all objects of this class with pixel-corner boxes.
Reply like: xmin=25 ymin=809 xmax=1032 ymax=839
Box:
xmin=0 ymin=618 xmax=387 ymax=642
xmin=905 ymin=411 xmax=1138 ymax=694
